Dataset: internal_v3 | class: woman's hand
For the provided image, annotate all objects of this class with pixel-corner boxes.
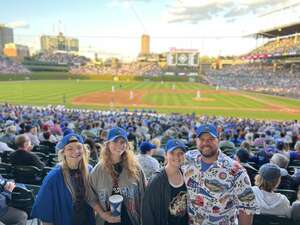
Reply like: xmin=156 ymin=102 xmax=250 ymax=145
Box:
xmin=101 ymin=211 xmax=121 ymax=223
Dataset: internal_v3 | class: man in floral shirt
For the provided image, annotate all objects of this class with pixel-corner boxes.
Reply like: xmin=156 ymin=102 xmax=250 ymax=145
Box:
xmin=182 ymin=125 xmax=258 ymax=225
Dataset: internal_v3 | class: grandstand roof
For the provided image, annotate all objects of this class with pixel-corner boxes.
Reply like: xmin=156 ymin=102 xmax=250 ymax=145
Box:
xmin=249 ymin=21 xmax=300 ymax=38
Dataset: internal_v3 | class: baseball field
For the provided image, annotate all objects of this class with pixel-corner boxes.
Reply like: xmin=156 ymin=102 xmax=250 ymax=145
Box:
xmin=1 ymin=79 xmax=300 ymax=120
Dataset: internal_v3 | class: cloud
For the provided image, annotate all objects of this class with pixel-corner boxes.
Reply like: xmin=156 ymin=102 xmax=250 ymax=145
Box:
xmin=6 ymin=21 xmax=29 ymax=29
xmin=166 ymin=0 xmax=295 ymax=24
xmin=107 ymin=0 xmax=151 ymax=8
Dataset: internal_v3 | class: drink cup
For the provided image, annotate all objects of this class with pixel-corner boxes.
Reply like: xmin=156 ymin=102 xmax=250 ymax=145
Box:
xmin=109 ymin=194 xmax=123 ymax=217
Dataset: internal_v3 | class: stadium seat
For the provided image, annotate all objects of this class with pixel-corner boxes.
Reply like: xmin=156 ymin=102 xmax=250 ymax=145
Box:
xmin=12 ymin=166 xmax=43 ymax=185
xmin=0 ymin=162 xmax=13 ymax=179
xmin=274 ymin=189 xmax=297 ymax=203
xmin=25 ymin=184 xmax=41 ymax=197
xmin=220 ymin=147 xmax=236 ymax=158
xmin=290 ymin=160 xmax=300 ymax=167
xmin=32 ymin=144 xmax=53 ymax=154
xmin=253 ymin=214 xmax=297 ymax=225
xmin=42 ymin=166 xmax=53 ymax=179
xmin=32 ymin=152 xmax=48 ymax=163
xmin=0 ymin=151 xmax=11 ymax=164
xmin=10 ymin=186 xmax=35 ymax=217
xmin=248 ymin=162 xmax=259 ymax=170
xmin=47 ymin=153 xmax=58 ymax=167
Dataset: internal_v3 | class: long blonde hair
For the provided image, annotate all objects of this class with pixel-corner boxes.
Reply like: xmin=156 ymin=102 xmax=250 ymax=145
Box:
xmin=100 ymin=142 xmax=140 ymax=181
xmin=58 ymin=144 xmax=90 ymax=201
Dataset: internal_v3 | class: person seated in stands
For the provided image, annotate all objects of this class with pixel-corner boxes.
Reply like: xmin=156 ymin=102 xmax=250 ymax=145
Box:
xmin=0 ymin=175 xmax=27 ymax=225
xmin=270 ymin=153 xmax=297 ymax=190
xmin=151 ymin=138 xmax=165 ymax=157
xmin=24 ymin=124 xmax=40 ymax=147
xmin=127 ymin=127 xmax=138 ymax=151
xmin=81 ymin=124 xmax=96 ymax=140
xmin=252 ymin=163 xmax=291 ymax=217
xmin=50 ymin=120 xmax=62 ymax=136
xmin=39 ymin=131 xmax=57 ymax=153
xmin=0 ymin=141 xmax=14 ymax=153
xmin=240 ymin=140 xmax=251 ymax=152
xmin=84 ymin=138 xmax=99 ymax=161
xmin=291 ymin=187 xmax=300 ymax=221
xmin=39 ymin=124 xmax=58 ymax=144
xmin=0 ymin=125 xmax=17 ymax=149
xmin=31 ymin=133 xmax=95 ymax=225
xmin=9 ymin=134 xmax=45 ymax=170
xmin=235 ymin=148 xmax=257 ymax=185
xmin=287 ymin=141 xmax=300 ymax=162
xmin=249 ymin=148 xmax=270 ymax=168
xmin=136 ymin=141 xmax=160 ymax=180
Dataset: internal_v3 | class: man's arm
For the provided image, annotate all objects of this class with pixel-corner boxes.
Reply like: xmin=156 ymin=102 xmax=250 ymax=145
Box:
xmin=239 ymin=210 xmax=253 ymax=225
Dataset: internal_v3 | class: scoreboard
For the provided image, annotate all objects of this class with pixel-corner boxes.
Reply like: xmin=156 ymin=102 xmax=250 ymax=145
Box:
xmin=167 ymin=48 xmax=199 ymax=67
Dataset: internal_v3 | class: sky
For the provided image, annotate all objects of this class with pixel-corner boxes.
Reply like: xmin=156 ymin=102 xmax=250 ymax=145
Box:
xmin=1 ymin=0 xmax=300 ymax=59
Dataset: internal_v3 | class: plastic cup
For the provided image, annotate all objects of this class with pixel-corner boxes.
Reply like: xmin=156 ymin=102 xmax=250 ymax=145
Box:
xmin=109 ymin=194 xmax=123 ymax=217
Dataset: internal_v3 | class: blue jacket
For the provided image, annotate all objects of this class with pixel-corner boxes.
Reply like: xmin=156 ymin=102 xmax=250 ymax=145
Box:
xmin=31 ymin=166 xmax=95 ymax=225
xmin=0 ymin=175 xmax=11 ymax=218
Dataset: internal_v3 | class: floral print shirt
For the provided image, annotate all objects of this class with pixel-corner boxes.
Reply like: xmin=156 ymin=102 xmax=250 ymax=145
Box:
xmin=182 ymin=150 xmax=258 ymax=225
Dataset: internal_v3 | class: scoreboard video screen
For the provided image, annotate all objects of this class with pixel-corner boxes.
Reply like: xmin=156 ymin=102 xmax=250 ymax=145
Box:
xmin=167 ymin=48 xmax=199 ymax=67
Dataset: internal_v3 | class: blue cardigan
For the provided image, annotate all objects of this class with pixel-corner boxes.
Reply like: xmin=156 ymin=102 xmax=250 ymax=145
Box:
xmin=31 ymin=166 xmax=95 ymax=225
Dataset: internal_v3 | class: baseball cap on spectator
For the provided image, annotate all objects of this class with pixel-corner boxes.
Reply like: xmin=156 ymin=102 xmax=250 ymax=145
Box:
xmin=56 ymin=133 xmax=84 ymax=150
xmin=165 ymin=139 xmax=187 ymax=153
xmin=196 ymin=125 xmax=218 ymax=138
xmin=107 ymin=127 xmax=128 ymax=142
xmin=42 ymin=124 xmax=50 ymax=131
xmin=236 ymin=148 xmax=250 ymax=163
xmin=139 ymin=141 xmax=157 ymax=154
xmin=128 ymin=127 xmax=134 ymax=132
xmin=259 ymin=163 xmax=286 ymax=181
xmin=24 ymin=124 xmax=33 ymax=132
xmin=276 ymin=141 xmax=284 ymax=151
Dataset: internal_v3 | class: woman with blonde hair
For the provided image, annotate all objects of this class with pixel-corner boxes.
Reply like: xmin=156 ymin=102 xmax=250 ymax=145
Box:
xmin=31 ymin=133 xmax=95 ymax=225
xmin=88 ymin=127 xmax=146 ymax=225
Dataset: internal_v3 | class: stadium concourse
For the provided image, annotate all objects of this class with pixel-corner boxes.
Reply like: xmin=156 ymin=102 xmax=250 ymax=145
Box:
xmin=0 ymin=104 xmax=300 ymax=224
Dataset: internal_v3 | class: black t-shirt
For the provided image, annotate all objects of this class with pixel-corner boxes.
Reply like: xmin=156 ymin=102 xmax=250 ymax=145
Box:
xmin=105 ymin=163 xmax=133 ymax=225
xmin=69 ymin=169 xmax=89 ymax=225
xmin=168 ymin=182 xmax=189 ymax=225
xmin=9 ymin=149 xmax=45 ymax=169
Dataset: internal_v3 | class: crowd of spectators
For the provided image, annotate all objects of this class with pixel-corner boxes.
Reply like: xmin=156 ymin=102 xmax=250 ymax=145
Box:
xmin=35 ymin=52 xmax=90 ymax=66
xmin=70 ymin=61 xmax=162 ymax=76
xmin=0 ymin=56 xmax=31 ymax=74
xmin=205 ymin=64 xmax=300 ymax=98
xmin=1 ymin=103 xmax=300 ymax=223
xmin=251 ymin=35 xmax=300 ymax=55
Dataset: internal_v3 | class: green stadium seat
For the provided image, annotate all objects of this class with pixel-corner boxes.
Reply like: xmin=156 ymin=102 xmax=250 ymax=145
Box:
xmin=0 ymin=162 xmax=13 ymax=179
xmin=275 ymin=189 xmax=297 ymax=203
xmin=253 ymin=214 xmax=297 ymax=225
xmin=289 ymin=160 xmax=300 ymax=167
xmin=12 ymin=165 xmax=43 ymax=185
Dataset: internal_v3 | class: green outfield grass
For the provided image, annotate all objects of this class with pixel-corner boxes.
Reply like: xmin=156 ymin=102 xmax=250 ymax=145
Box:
xmin=1 ymin=79 xmax=300 ymax=120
